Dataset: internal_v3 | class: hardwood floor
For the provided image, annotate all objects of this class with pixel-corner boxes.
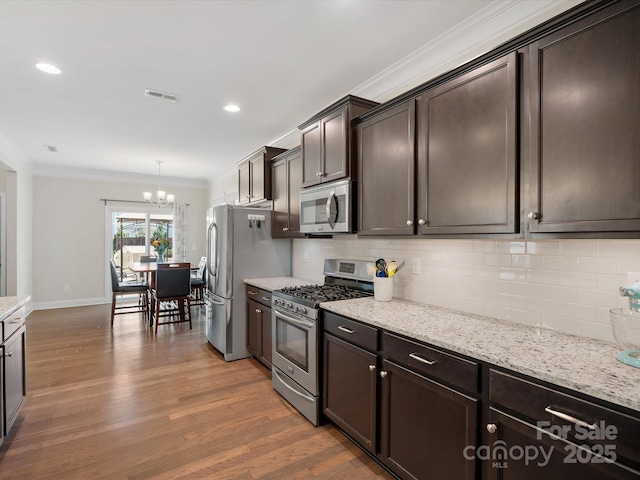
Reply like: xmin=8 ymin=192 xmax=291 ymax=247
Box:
xmin=0 ymin=305 xmax=393 ymax=480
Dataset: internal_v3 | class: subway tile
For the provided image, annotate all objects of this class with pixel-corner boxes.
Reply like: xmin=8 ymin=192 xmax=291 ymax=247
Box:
xmin=559 ymin=241 xmax=598 ymax=256
xmin=510 ymin=309 xmax=541 ymax=326
xmin=596 ymin=273 xmax=627 ymax=291
xmin=441 ymin=252 xmax=464 ymax=263
xmin=497 ymin=241 xmax=526 ymax=254
xmin=474 ymin=240 xmax=497 ymax=253
xmin=485 ymin=254 xmax=511 ymax=267
xmin=510 ymin=281 xmax=541 ymax=298
xmin=540 ymin=314 xmax=578 ymax=336
xmin=474 ymin=265 xmax=499 ymax=279
xmin=618 ymin=258 xmax=640 ymax=274
xmin=498 ymin=267 xmax=526 ymax=282
xmin=575 ymin=289 xmax=618 ymax=308
xmin=577 ymin=320 xmax=616 ymax=344
xmin=597 ymin=240 xmax=640 ymax=258
xmin=526 ymin=269 xmax=560 ymax=285
xmin=461 ymin=252 xmax=486 ymax=265
xmin=525 ymin=297 xmax=558 ymax=315
xmin=497 ymin=293 xmax=526 ymax=310
xmin=555 ymin=271 xmax=598 ymax=289
xmin=526 ymin=240 xmax=560 ymax=255
xmin=510 ymin=254 xmax=544 ymax=269
xmin=540 ymin=284 xmax=577 ymax=302
xmin=484 ymin=304 xmax=511 ymax=321
xmin=577 ymin=256 xmax=618 ymax=274
xmin=541 ymin=255 xmax=578 ymax=272
xmin=557 ymin=301 xmax=596 ymax=322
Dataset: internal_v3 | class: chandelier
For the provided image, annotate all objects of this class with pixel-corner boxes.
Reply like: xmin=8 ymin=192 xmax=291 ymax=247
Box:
xmin=143 ymin=160 xmax=175 ymax=207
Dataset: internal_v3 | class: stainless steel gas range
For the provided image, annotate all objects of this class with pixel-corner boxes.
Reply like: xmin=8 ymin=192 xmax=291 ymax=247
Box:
xmin=271 ymin=259 xmax=373 ymax=425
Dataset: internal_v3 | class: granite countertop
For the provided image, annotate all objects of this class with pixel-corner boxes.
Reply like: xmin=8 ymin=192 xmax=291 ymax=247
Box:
xmin=244 ymin=276 xmax=316 ymax=292
xmin=321 ymin=297 xmax=640 ymax=413
xmin=0 ymin=296 xmax=30 ymax=321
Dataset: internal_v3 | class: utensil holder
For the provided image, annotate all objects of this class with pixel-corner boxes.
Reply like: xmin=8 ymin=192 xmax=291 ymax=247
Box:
xmin=374 ymin=276 xmax=393 ymax=302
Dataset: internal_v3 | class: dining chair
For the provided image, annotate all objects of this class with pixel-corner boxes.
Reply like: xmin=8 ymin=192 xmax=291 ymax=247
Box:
xmin=190 ymin=256 xmax=207 ymax=307
xmin=151 ymin=262 xmax=192 ymax=334
xmin=109 ymin=259 xmax=150 ymax=326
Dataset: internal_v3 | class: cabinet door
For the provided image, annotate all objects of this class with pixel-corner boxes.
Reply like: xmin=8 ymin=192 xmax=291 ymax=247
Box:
xmin=238 ymin=161 xmax=251 ymax=205
xmin=322 ymin=106 xmax=349 ymax=183
xmin=527 ymin=3 xmax=640 ymax=233
xmin=417 ymin=52 xmax=518 ymax=234
xmin=379 ymin=359 xmax=478 ymax=480
xmin=271 ymin=158 xmax=289 ymax=238
xmin=260 ymin=305 xmax=272 ymax=367
xmin=301 ymin=122 xmax=322 ymax=186
xmin=323 ymin=333 xmax=377 ymax=454
xmin=358 ymin=101 xmax=415 ymax=235
xmin=3 ymin=327 xmax=26 ymax=436
xmin=246 ymin=299 xmax=262 ymax=359
xmin=287 ymin=149 xmax=304 ymax=237
xmin=250 ymin=155 xmax=266 ymax=203
xmin=486 ymin=408 xmax=639 ymax=480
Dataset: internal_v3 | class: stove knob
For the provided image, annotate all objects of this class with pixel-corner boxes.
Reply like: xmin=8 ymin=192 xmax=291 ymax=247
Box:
xmin=297 ymin=306 xmax=307 ymax=315
xmin=273 ymin=299 xmax=280 ymax=306
xmin=286 ymin=302 xmax=293 ymax=309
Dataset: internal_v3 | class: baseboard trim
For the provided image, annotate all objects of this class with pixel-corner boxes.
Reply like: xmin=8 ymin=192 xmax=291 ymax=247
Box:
xmin=33 ymin=297 xmax=108 ymax=311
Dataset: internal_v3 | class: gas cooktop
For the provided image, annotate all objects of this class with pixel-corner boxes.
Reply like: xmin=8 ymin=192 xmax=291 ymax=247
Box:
xmin=274 ymin=284 xmax=372 ymax=307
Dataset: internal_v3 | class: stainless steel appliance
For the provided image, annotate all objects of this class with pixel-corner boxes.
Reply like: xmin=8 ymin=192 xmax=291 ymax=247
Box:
xmin=205 ymin=205 xmax=291 ymax=361
xmin=271 ymin=259 xmax=373 ymax=425
xmin=299 ymin=179 xmax=353 ymax=234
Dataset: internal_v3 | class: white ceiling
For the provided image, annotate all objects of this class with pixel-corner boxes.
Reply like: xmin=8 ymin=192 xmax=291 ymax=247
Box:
xmin=0 ymin=0 xmax=578 ymax=187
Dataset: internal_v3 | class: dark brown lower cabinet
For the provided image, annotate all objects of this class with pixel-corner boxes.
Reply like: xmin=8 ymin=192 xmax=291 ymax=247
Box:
xmin=323 ymin=333 xmax=377 ymax=453
xmin=486 ymin=408 xmax=639 ymax=480
xmin=245 ymin=285 xmax=272 ymax=369
xmin=379 ymin=359 xmax=478 ymax=480
xmin=3 ymin=325 xmax=26 ymax=438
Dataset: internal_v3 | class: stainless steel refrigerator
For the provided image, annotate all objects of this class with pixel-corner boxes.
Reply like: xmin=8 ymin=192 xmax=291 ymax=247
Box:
xmin=205 ymin=204 xmax=291 ymax=361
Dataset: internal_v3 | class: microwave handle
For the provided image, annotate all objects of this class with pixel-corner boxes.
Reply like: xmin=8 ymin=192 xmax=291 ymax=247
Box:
xmin=326 ymin=190 xmax=337 ymax=229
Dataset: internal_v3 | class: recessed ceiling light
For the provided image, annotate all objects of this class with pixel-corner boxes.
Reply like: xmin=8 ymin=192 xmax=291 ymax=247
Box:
xmin=36 ymin=63 xmax=62 ymax=74
xmin=224 ymin=104 xmax=240 ymax=112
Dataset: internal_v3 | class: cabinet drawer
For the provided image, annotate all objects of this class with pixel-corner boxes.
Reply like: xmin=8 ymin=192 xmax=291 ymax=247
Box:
xmin=324 ymin=312 xmax=378 ymax=352
xmin=245 ymin=285 xmax=271 ymax=307
xmin=490 ymin=369 xmax=640 ymax=467
xmin=3 ymin=306 xmax=25 ymax=342
xmin=382 ymin=332 xmax=478 ymax=394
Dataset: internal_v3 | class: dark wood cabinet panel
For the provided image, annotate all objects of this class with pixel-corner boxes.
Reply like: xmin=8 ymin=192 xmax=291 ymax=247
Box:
xmin=417 ymin=52 xmax=518 ymax=234
xmin=358 ymin=100 xmax=416 ymax=236
xmin=245 ymin=286 xmax=273 ymax=369
xmin=246 ymin=298 xmax=262 ymax=360
xmin=299 ymin=95 xmax=378 ymax=188
xmin=271 ymin=146 xmax=304 ymax=239
xmin=237 ymin=146 xmax=286 ymax=206
xmin=3 ymin=326 xmax=26 ymax=437
xmin=527 ymin=2 xmax=640 ymax=233
xmin=379 ymin=359 xmax=478 ymax=480
xmin=323 ymin=333 xmax=377 ymax=453
xmin=261 ymin=304 xmax=272 ymax=367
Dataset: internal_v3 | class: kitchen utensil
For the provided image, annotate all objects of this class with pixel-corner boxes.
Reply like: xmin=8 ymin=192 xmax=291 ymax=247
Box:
xmin=386 ymin=260 xmax=397 ymax=277
xmin=375 ymin=258 xmax=386 ymax=273
xmin=366 ymin=262 xmax=376 ymax=276
xmin=389 ymin=260 xmax=405 ymax=277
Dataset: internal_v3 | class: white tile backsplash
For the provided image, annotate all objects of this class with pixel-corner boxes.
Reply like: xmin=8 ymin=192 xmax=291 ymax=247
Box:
xmin=292 ymin=238 xmax=640 ymax=343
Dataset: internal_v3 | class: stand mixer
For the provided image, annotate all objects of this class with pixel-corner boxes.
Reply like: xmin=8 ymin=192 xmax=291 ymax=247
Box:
xmin=610 ymin=282 xmax=640 ymax=368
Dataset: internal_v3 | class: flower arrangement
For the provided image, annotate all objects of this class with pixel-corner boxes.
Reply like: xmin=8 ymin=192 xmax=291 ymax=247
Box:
xmin=151 ymin=236 xmax=170 ymax=261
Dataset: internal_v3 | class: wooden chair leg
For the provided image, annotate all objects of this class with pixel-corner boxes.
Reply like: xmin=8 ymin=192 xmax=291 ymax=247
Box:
xmin=187 ymin=297 xmax=192 ymax=330
xmin=111 ymin=293 xmax=117 ymax=326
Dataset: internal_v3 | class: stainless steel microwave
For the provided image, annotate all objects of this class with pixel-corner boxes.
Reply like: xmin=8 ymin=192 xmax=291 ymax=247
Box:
xmin=300 ymin=179 xmax=353 ymax=234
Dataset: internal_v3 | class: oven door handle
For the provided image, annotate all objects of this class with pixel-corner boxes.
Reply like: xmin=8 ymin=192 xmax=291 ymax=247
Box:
xmin=326 ymin=190 xmax=337 ymax=230
xmin=274 ymin=309 xmax=314 ymax=329
xmin=273 ymin=369 xmax=315 ymax=403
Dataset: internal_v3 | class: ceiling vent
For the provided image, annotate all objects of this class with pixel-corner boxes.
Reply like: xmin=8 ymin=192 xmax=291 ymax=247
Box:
xmin=145 ymin=89 xmax=179 ymax=103
xmin=44 ymin=145 xmax=58 ymax=152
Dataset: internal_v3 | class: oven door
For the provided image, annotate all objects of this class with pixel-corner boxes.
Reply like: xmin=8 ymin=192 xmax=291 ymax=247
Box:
xmin=271 ymin=306 xmax=318 ymax=396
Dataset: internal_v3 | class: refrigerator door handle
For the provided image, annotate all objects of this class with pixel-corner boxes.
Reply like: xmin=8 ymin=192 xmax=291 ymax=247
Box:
xmin=207 ymin=222 xmax=217 ymax=277
xmin=204 ymin=291 xmax=225 ymax=305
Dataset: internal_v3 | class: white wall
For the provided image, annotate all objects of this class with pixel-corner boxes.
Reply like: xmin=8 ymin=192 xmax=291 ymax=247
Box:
xmin=292 ymin=237 xmax=640 ymax=344
xmin=32 ymin=175 xmax=207 ymax=309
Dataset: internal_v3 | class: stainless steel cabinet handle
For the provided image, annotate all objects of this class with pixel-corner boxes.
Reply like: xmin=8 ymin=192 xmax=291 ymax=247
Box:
xmin=6 ymin=352 xmax=12 ymax=357
xmin=248 ymin=290 xmax=257 ymax=295
xmin=283 ymin=227 xmax=289 ymax=231
xmin=261 ymin=296 xmax=270 ymax=302
xmin=338 ymin=326 xmax=355 ymax=334
xmin=368 ymin=364 xmax=376 ymax=372
xmin=418 ymin=219 xmax=426 ymax=225
xmin=544 ymin=406 xmax=597 ymax=430
xmin=406 ymin=220 xmax=413 ymax=226
xmin=487 ymin=423 xmax=497 ymax=434
xmin=380 ymin=371 xmax=388 ymax=378
xmin=409 ymin=352 xmax=437 ymax=365
xmin=528 ymin=211 xmax=539 ymax=220
xmin=255 ymin=309 xmax=262 ymax=314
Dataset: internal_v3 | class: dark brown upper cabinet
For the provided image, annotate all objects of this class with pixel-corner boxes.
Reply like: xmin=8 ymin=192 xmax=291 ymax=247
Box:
xmin=271 ymin=146 xmax=305 ymax=239
xmin=237 ymin=146 xmax=287 ymax=206
xmin=357 ymin=100 xmax=416 ymax=236
xmin=527 ymin=1 xmax=640 ymax=234
xmin=298 ymin=95 xmax=378 ymax=188
xmin=416 ymin=51 xmax=518 ymax=235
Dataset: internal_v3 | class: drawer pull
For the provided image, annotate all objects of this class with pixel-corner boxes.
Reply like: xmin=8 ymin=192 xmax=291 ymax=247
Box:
xmin=9 ymin=319 xmax=23 ymax=324
xmin=338 ymin=326 xmax=355 ymax=334
xmin=248 ymin=290 xmax=257 ymax=295
xmin=261 ymin=296 xmax=270 ymax=302
xmin=368 ymin=364 xmax=376 ymax=372
xmin=380 ymin=371 xmax=388 ymax=378
xmin=255 ymin=309 xmax=262 ymax=314
xmin=409 ymin=352 xmax=437 ymax=365
xmin=486 ymin=423 xmax=497 ymax=434
xmin=544 ymin=406 xmax=597 ymax=431
xmin=6 ymin=352 xmax=12 ymax=357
